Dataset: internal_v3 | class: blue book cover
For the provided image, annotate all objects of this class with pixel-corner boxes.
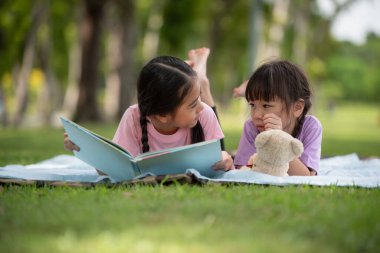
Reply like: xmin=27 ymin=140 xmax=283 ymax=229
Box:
xmin=60 ymin=117 xmax=223 ymax=182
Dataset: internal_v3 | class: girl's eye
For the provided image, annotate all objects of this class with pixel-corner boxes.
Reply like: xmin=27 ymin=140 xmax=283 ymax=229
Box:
xmin=190 ymin=100 xmax=199 ymax=109
xmin=263 ymin=104 xmax=272 ymax=109
xmin=249 ymin=103 xmax=255 ymax=108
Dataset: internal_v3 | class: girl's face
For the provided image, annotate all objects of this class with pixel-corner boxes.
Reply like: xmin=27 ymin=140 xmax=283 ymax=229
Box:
xmin=153 ymin=81 xmax=203 ymax=134
xmin=249 ymin=97 xmax=302 ymax=134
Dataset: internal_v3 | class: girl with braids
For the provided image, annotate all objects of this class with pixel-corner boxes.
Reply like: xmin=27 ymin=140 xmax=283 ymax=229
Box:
xmin=234 ymin=60 xmax=322 ymax=176
xmin=64 ymin=54 xmax=234 ymax=172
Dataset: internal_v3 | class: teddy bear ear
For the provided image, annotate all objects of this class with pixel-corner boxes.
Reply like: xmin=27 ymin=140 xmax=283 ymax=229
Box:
xmin=291 ymin=139 xmax=304 ymax=157
xmin=255 ymin=130 xmax=271 ymax=148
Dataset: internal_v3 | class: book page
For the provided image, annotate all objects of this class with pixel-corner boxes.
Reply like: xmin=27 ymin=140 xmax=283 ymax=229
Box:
xmin=60 ymin=117 xmax=137 ymax=181
xmin=135 ymin=139 xmax=224 ymax=178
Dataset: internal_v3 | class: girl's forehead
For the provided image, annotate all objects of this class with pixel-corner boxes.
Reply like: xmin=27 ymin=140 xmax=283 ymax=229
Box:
xmin=188 ymin=80 xmax=200 ymax=96
xmin=249 ymin=96 xmax=281 ymax=102
xmin=180 ymin=80 xmax=200 ymax=105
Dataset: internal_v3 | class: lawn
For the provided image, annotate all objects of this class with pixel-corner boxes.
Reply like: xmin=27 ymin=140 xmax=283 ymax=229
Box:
xmin=0 ymin=102 xmax=380 ymax=253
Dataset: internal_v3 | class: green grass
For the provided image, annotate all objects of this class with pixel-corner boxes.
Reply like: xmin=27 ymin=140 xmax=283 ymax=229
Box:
xmin=0 ymin=102 xmax=380 ymax=252
xmin=1 ymin=185 xmax=379 ymax=253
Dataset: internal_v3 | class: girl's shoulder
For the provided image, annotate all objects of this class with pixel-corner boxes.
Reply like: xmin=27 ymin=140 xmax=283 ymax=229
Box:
xmin=122 ymin=104 xmax=140 ymax=119
xmin=303 ymin=115 xmax=322 ymax=129
xmin=199 ymin=102 xmax=218 ymax=122
xmin=200 ymin=102 xmax=214 ymax=115
xmin=119 ymin=104 xmax=141 ymax=128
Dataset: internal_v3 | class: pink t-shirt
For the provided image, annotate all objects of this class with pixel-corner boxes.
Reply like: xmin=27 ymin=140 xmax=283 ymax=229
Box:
xmin=112 ymin=102 xmax=224 ymax=157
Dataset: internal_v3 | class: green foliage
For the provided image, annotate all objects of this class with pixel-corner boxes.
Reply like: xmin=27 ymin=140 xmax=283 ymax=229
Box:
xmin=49 ymin=0 xmax=76 ymax=84
xmin=0 ymin=0 xmax=379 ymax=126
xmin=0 ymin=0 xmax=33 ymax=76
xmin=324 ymin=36 xmax=380 ymax=102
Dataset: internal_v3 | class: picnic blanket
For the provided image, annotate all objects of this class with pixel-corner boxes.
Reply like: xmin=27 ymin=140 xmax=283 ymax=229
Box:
xmin=0 ymin=154 xmax=379 ymax=188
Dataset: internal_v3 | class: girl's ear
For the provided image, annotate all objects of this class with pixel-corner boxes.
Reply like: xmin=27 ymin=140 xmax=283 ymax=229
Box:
xmin=293 ymin=99 xmax=305 ymax=118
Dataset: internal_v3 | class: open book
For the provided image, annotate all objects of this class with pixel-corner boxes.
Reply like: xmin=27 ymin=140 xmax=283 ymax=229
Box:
xmin=60 ymin=117 xmax=223 ymax=182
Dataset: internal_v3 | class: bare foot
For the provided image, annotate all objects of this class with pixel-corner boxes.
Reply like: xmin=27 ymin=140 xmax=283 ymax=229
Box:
xmin=188 ymin=47 xmax=210 ymax=77
xmin=186 ymin=47 xmax=213 ymax=107
xmin=233 ymin=80 xmax=248 ymax=98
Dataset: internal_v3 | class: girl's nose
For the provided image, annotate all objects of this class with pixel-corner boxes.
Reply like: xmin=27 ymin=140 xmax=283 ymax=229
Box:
xmin=252 ymin=107 xmax=264 ymax=119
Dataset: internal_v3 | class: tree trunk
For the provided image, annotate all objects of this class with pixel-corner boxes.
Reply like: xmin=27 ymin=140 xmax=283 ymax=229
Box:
xmin=117 ymin=0 xmax=137 ymax=119
xmin=61 ymin=5 xmax=82 ymax=119
xmin=103 ymin=0 xmax=137 ymax=121
xmin=249 ymin=0 xmax=264 ymax=71
xmin=73 ymin=0 xmax=105 ymax=122
xmin=0 ymin=83 xmax=7 ymax=127
xmin=141 ymin=1 xmax=164 ymax=61
xmin=104 ymin=21 xmax=122 ymax=121
xmin=263 ymin=0 xmax=290 ymax=59
xmin=37 ymin=1 xmax=59 ymax=126
xmin=13 ymin=3 xmax=45 ymax=126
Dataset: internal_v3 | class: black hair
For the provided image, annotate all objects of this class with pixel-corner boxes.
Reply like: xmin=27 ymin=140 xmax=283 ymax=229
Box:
xmin=245 ymin=60 xmax=312 ymax=137
xmin=137 ymin=56 xmax=205 ymax=153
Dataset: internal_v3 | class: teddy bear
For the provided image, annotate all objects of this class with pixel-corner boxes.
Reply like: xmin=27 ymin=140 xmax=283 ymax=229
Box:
xmin=240 ymin=129 xmax=304 ymax=176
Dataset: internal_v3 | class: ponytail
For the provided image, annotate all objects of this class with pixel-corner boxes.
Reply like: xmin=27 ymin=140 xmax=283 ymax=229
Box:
xmin=292 ymin=115 xmax=305 ymax=138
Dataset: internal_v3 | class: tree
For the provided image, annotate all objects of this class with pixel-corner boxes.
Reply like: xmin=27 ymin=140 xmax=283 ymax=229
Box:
xmin=104 ymin=0 xmax=138 ymax=121
xmin=73 ymin=0 xmax=105 ymax=122
xmin=13 ymin=2 xmax=46 ymax=126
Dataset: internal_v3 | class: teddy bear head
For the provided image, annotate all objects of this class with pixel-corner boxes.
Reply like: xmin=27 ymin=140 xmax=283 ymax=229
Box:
xmin=248 ymin=129 xmax=304 ymax=176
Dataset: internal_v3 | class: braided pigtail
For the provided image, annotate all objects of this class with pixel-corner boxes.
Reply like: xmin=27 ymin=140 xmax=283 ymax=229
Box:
xmin=137 ymin=56 xmax=199 ymax=153
xmin=140 ymin=114 xmax=150 ymax=153
xmin=292 ymin=115 xmax=305 ymax=138
xmin=191 ymin=121 xmax=205 ymax=144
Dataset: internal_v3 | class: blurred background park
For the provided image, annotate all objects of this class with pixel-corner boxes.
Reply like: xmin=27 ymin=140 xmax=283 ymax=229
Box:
xmin=0 ymin=2 xmax=380 ymax=252
xmin=0 ymin=0 xmax=379 ymax=159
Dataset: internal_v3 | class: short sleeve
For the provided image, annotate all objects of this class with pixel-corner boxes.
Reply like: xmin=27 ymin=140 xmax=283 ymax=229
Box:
xmin=112 ymin=105 xmax=142 ymax=157
xmin=298 ymin=116 xmax=323 ymax=172
xmin=234 ymin=120 xmax=259 ymax=166
xmin=199 ymin=103 xmax=225 ymax=141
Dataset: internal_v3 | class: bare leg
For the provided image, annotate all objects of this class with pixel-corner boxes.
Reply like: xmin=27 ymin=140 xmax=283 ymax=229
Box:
xmin=233 ymin=79 xmax=248 ymax=98
xmin=187 ymin=47 xmax=214 ymax=107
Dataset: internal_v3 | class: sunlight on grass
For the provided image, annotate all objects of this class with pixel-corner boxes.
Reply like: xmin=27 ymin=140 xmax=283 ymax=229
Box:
xmin=1 ymin=185 xmax=379 ymax=253
xmin=316 ymin=103 xmax=380 ymax=157
xmin=7 ymin=224 xmax=325 ymax=253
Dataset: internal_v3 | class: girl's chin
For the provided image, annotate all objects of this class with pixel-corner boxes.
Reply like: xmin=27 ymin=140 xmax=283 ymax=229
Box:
xmin=190 ymin=121 xmax=198 ymax=128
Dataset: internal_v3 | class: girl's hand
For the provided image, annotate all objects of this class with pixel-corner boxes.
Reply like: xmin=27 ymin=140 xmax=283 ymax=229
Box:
xmin=213 ymin=151 xmax=235 ymax=171
xmin=263 ymin=113 xmax=282 ymax=130
xmin=63 ymin=133 xmax=80 ymax=151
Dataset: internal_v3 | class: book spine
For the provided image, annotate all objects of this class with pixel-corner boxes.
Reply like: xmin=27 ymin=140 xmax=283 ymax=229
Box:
xmin=131 ymin=162 xmax=141 ymax=176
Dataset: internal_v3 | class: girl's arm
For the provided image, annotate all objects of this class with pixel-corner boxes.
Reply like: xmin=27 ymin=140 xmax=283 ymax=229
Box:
xmin=293 ymin=116 xmax=322 ymax=176
xmin=288 ymin=158 xmax=317 ymax=176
